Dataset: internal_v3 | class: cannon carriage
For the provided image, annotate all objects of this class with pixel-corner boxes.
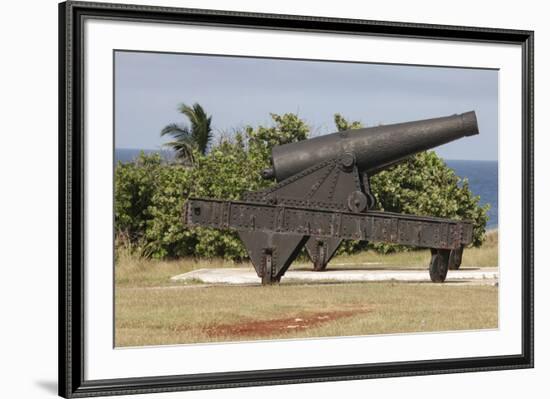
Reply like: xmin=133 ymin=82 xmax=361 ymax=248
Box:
xmin=185 ymin=111 xmax=479 ymax=284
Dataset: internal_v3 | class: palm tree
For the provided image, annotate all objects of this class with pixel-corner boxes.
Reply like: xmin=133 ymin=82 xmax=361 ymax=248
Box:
xmin=161 ymin=103 xmax=213 ymax=164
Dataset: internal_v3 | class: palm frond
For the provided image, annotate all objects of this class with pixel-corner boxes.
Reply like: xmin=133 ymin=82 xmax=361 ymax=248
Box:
xmin=161 ymin=123 xmax=190 ymax=137
xmin=177 ymin=103 xmax=213 ymax=154
xmin=164 ymin=102 xmax=213 ymax=161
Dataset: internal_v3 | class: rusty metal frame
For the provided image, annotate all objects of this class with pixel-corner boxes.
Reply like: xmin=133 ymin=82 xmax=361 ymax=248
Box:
xmin=185 ymin=198 xmax=471 ymax=249
xmin=59 ymin=1 xmax=534 ymax=397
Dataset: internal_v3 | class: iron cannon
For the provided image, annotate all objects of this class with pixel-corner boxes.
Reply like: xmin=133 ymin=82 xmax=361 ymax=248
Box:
xmin=185 ymin=111 xmax=479 ymax=284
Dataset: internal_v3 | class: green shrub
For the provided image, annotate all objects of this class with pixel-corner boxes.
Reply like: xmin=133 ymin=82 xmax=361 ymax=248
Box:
xmin=114 ymin=153 xmax=164 ymax=242
xmin=114 ymin=152 xmax=192 ymax=258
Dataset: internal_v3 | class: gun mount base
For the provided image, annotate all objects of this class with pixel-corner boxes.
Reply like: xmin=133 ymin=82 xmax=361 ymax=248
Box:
xmin=305 ymin=237 xmax=342 ymax=271
xmin=238 ymin=231 xmax=308 ymax=284
xmin=185 ymin=198 xmax=473 ymax=285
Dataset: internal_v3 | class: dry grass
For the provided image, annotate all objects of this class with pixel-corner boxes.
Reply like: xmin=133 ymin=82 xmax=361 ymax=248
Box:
xmin=114 ymin=231 xmax=499 ymax=347
xmin=462 ymin=229 xmax=498 ymax=267
xmin=115 ymin=282 xmax=498 ymax=347
xmin=115 ymin=251 xmax=239 ymax=288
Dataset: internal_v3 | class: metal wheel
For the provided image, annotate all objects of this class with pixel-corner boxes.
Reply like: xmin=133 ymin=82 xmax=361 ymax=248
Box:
xmin=312 ymin=241 xmax=326 ymax=271
xmin=347 ymin=191 xmax=368 ymax=213
xmin=448 ymin=246 xmax=464 ymax=270
xmin=429 ymin=249 xmax=451 ymax=283
xmin=261 ymin=251 xmax=279 ymax=285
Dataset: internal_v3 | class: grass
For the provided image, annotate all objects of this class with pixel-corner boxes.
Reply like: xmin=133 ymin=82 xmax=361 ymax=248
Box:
xmin=115 ymin=282 xmax=498 ymax=347
xmin=114 ymin=230 xmax=499 ymax=346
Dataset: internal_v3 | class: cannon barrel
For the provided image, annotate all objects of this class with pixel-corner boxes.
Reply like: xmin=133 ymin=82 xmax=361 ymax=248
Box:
xmin=264 ymin=111 xmax=479 ymax=182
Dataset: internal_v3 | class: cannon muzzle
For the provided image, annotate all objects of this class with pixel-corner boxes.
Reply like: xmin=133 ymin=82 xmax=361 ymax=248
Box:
xmin=265 ymin=111 xmax=479 ymax=181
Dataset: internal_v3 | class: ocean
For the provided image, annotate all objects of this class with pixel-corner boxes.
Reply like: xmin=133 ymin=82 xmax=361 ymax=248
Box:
xmin=445 ymin=160 xmax=498 ymax=229
xmin=115 ymin=149 xmax=498 ymax=229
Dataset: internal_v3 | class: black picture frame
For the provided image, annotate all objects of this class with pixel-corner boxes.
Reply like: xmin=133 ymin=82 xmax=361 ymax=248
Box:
xmin=59 ymin=1 xmax=534 ymax=397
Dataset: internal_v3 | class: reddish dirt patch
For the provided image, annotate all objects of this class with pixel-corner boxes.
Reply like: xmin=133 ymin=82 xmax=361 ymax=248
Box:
xmin=204 ymin=309 xmax=369 ymax=338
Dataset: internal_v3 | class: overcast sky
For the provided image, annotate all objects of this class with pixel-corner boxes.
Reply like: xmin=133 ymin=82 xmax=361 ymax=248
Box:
xmin=115 ymin=51 xmax=498 ymax=161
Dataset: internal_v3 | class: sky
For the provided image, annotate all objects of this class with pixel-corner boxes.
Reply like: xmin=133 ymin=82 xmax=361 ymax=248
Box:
xmin=115 ymin=51 xmax=498 ymax=161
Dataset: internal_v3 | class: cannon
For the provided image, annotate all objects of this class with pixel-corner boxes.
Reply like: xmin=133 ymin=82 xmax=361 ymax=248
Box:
xmin=185 ymin=111 xmax=479 ymax=284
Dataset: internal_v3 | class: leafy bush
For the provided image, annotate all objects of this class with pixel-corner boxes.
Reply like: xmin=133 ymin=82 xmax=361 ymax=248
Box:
xmin=114 ymin=152 xmax=192 ymax=258
xmin=114 ymin=153 xmax=165 ymax=243
xmin=115 ymin=113 xmax=489 ymax=260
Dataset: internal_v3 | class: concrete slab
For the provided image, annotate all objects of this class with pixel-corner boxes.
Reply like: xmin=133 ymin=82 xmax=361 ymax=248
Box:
xmin=171 ymin=267 xmax=499 ymax=285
